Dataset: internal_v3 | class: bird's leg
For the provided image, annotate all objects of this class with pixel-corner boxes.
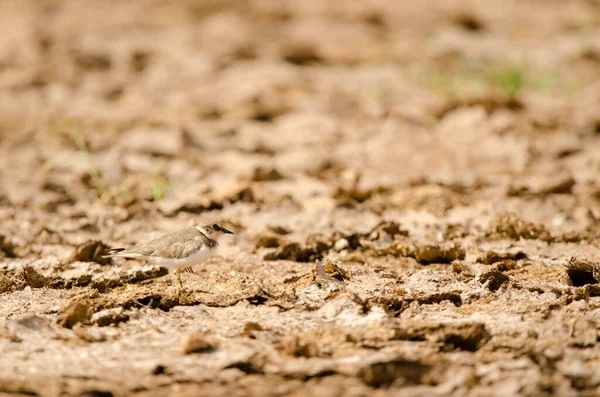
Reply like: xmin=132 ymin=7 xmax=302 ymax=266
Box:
xmin=172 ymin=269 xmax=186 ymax=298
xmin=175 ymin=269 xmax=194 ymax=298
xmin=176 ymin=269 xmax=183 ymax=289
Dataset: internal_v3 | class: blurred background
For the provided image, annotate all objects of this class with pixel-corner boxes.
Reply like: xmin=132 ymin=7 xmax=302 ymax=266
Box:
xmin=1 ymin=0 xmax=600 ymax=233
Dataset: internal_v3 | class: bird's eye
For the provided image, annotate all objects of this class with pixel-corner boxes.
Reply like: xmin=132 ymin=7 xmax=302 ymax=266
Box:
xmin=212 ymin=224 xmax=219 ymax=229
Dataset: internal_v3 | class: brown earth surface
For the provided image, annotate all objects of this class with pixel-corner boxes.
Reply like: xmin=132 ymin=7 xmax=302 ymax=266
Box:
xmin=1 ymin=1 xmax=600 ymax=396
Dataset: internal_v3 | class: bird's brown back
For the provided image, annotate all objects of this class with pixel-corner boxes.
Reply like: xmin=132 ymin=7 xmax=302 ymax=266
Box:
xmin=122 ymin=227 xmax=213 ymax=259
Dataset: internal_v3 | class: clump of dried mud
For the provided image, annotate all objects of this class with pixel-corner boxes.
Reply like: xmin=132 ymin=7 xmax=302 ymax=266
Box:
xmin=1 ymin=1 xmax=600 ymax=396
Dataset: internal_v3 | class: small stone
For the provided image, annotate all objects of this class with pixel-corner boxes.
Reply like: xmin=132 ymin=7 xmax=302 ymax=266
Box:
xmin=334 ymin=238 xmax=349 ymax=251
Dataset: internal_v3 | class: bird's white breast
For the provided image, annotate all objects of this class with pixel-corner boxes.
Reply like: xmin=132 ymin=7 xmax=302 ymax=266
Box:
xmin=149 ymin=245 xmax=214 ymax=270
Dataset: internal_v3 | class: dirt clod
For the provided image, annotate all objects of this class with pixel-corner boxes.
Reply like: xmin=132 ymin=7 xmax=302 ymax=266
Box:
xmin=263 ymin=242 xmax=304 ymax=261
xmin=393 ymin=321 xmax=491 ymax=352
xmin=180 ymin=332 xmax=219 ymax=354
xmin=383 ymin=243 xmax=465 ymax=264
xmin=486 ymin=212 xmax=553 ymax=241
xmin=508 ymin=175 xmax=576 ymax=196
xmin=314 ymin=259 xmax=348 ymax=285
xmin=250 ymin=166 xmax=285 ymax=182
xmin=242 ymin=322 xmax=264 ymax=338
xmin=0 ymin=272 xmax=25 ymax=293
xmin=70 ymin=240 xmax=113 ymax=265
xmin=477 ymin=251 xmax=527 ymax=265
xmin=58 ymin=301 xmax=92 ymax=329
xmin=266 ymin=225 xmax=291 ymax=235
xmin=359 ymin=358 xmax=436 ymax=388
xmin=565 ymin=258 xmax=600 ymax=287
xmin=369 ymin=221 xmax=409 ymax=239
xmin=494 ymin=260 xmax=519 ymax=272
xmin=0 ymin=234 xmax=17 ymax=258
xmin=277 ymin=333 xmax=320 ymax=358
xmin=411 ymin=244 xmax=465 ymax=264
xmin=254 ymin=232 xmax=284 ymax=249
xmin=76 ymin=391 xmax=113 ymax=397
xmin=22 ymin=266 xmax=48 ymax=288
xmin=417 ymin=291 xmax=463 ymax=307
xmin=478 ymin=270 xmax=510 ymax=291
xmin=91 ymin=307 xmax=129 ymax=327
xmin=452 ymin=261 xmax=474 ymax=279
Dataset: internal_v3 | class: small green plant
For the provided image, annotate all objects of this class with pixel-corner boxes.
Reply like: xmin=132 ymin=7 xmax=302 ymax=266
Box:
xmin=49 ymin=118 xmax=106 ymax=197
xmin=424 ymin=63 xmax=528 ymax=101
xmin=150 ymin=172 xmax=174 ymax=201
xmin=485 ymin=66 xmax=525 ymax=100
xmin=47 ymin=118 xmax=178 ymax=205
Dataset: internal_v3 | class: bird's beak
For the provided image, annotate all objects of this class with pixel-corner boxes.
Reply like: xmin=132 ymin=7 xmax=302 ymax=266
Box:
xmin=222 ymin=227 xmax=234 ymax=235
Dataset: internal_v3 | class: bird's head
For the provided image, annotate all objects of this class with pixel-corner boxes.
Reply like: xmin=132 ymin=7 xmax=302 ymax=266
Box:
xmin=196 ymin=222 xmax=234 ymax=238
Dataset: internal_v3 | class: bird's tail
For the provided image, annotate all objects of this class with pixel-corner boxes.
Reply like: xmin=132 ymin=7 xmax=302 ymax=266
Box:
xmin=102 ymin=248 xmax=126 ymax=259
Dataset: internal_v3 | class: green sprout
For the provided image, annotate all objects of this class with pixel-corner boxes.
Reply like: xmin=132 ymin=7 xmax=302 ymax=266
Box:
xmin=423 ymin=62 xmax=531 ymax=101
xmin=485 ymin=66 xmax=525 ymax=100
xmin=46 ymin=118 xmax=179 ymax=205
xmin=49 ymin=118 xmax=106 ymax=198
xmin=150 ymin=172 xmax=174 ymax=201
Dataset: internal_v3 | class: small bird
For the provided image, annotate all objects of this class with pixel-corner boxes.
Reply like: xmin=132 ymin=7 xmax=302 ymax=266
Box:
xmin=105 ymin=222 xmax=234 ymax=287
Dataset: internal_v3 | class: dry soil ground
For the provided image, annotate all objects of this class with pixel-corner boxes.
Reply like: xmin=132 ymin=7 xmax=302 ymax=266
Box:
xmin=1 ymin=1 xmax=600 ymax=396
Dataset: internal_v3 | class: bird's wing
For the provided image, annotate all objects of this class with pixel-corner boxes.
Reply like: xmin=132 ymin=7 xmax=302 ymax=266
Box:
xmin=111 ymin=227 xmax=204 ymax=259
xmin=149 ymin=236 xmax=206 ymax=259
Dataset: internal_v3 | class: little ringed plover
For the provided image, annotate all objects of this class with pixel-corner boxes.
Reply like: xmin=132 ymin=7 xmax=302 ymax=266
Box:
xmin=105 ymin=222 xmax=233 ymax=285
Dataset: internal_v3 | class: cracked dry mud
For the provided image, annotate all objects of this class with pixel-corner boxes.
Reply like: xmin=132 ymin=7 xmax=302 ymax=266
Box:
xmin=1 ymin=1 xmax=600 ymax=396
